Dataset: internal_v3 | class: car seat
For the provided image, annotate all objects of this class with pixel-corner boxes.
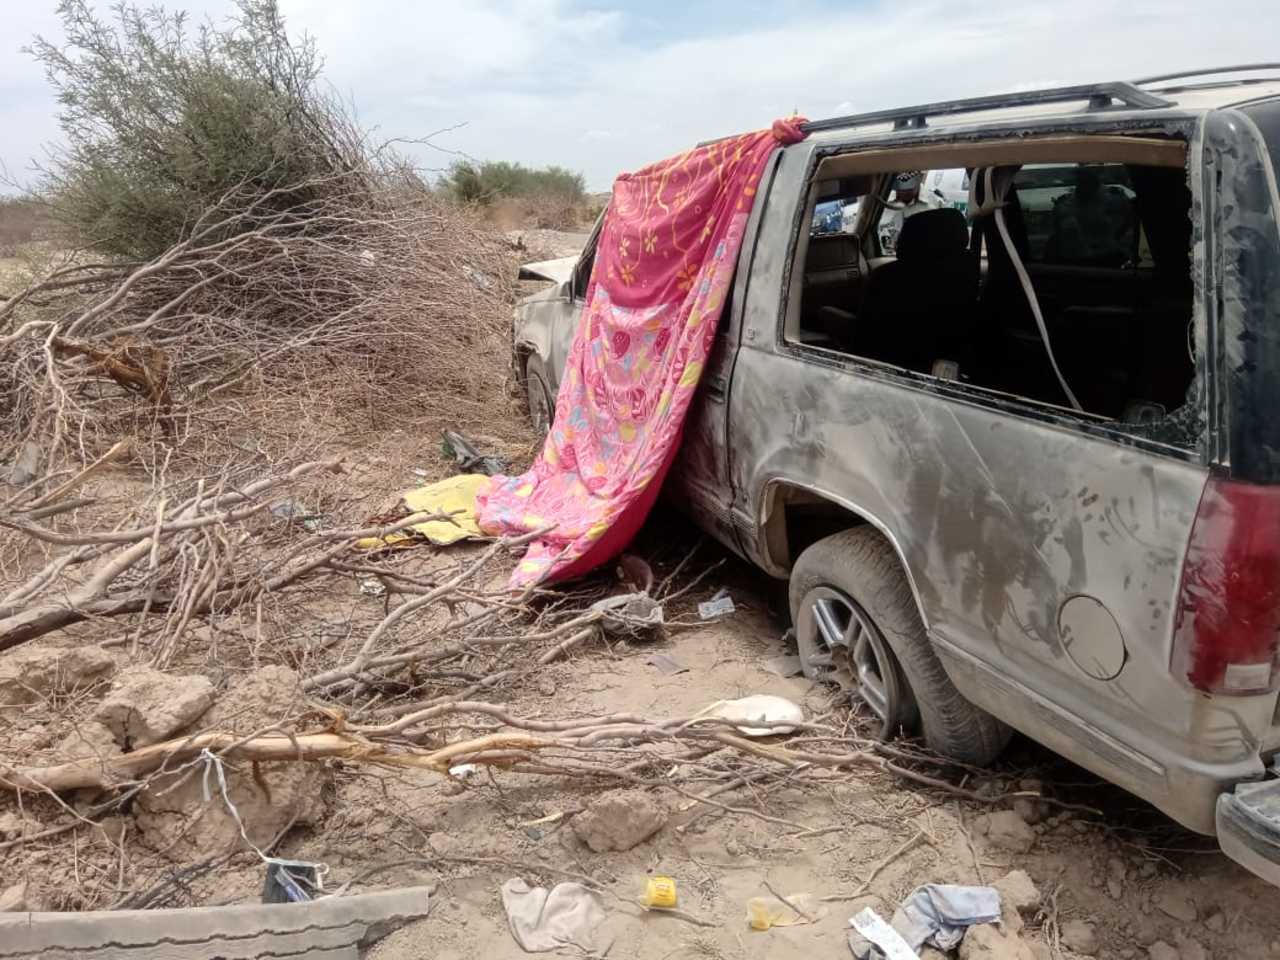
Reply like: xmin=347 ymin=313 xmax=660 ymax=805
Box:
xmin=855 ymin=208 xmax=979 ymax=373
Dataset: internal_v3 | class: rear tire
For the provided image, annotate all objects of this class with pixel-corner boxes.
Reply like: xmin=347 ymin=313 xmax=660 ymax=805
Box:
xmin=789 ymin=526 xmax=1012 ymax=765
xmin=524 ymin=355 xmax=555 ymax=438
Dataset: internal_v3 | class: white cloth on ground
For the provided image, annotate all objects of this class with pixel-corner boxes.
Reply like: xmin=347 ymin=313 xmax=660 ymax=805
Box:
xmin=500 ymin=878 xmax=605 ymax=953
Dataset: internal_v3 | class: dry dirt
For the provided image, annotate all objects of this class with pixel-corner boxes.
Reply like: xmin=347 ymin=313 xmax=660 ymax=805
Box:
xmin=4 ymin=507 xmax=1278 ymax=960
xmin=357 ymin=536 xmax=1280 ymax=960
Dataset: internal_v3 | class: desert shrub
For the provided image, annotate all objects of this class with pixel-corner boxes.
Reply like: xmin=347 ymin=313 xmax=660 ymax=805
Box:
xmin=5 ymin=0 xmax=529 ymax=481
xmin=442 ymin=161 xmax=586 ymax=206
xmin=28 ymin=0 xmax=364 ymax=260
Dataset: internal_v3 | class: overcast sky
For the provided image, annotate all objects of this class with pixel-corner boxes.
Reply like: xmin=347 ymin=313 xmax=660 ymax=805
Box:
xmin=3 ymin=0 xmax=1279 ymax=193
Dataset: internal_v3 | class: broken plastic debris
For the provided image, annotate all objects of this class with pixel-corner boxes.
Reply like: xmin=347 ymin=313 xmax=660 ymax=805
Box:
xmin=698 ymin=695 xmax=804 ymax=736
xmin=448 ymin=763 xmax=480 ymax=780
xmin=645 ymin=653 xmax=687 ymax=676
xmin=261 ymin=859 xmax=322 ymax=904
xmin=358 ymin=578 xmax=386 ymax=598
xmin=848 ymin=907 xmax=918 ymax=960
xmin=441 ymin=429 xmax=507 ymax=476
xmin=592 ymin=592 xmax=664 ymax=637
xmin=747 ymin=892 xmax=826 ymax=930
xmin=270 ymin=500 xmax=323 ymax=531
xmin=412 ymin=468 xmax=430 ymax=478
xmin=698 ymin=595 xmax=735 ymax=619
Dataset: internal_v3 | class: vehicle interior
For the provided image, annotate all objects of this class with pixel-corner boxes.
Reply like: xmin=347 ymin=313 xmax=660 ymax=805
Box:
xmin=789 ymin=136 xmax=1195 ymax=424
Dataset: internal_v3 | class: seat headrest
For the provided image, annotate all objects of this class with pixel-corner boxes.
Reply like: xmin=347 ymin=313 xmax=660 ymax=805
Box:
xmin=968 ymin=166 xmax=1020 ymax=217
xmin=896 ymin=207 xmax=969 ymax=262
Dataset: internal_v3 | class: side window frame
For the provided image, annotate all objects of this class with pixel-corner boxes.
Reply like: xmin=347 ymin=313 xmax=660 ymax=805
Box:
xmin=774 ymin=131 xmax=1205 ymax=461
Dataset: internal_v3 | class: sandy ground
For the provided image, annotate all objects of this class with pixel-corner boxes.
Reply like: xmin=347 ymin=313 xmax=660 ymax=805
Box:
xmin=166 ymin=521 xmax=1280 ymax=959
xmin=352 ymin=555 xmax=1280 ymax=959
xmin=4 ymin=509 xmax=1280 ymax=958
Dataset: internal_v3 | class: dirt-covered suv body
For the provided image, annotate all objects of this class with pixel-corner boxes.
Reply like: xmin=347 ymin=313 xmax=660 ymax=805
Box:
xmin=514 ymin=68 xmax=1280 ymax=884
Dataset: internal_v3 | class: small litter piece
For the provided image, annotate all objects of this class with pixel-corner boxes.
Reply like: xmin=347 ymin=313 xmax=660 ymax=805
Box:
xmin=442 ymin=429 xmax=507 ymax=476
xmin=697 ymin=594 xmax=736 ymax=619
xmin=592 ymin=592 xmax=664 ymax=638
xmin=464 ymin=265 xmax=493 ymax=291
xmin=358 ymin=578 xmax=386 ymax=598
xmin=763 ymin=654 xmax=803 ymax=678
xmin=501 ymin=878 xmax=605 ymax=952
xmin=645 ymin=653 xmax=687 ymax=676
xmin=698 ymin=695 xmax=804 ymax=736
xmin=639 ymin=876 xmax=677 ymax=909
xmin=747 ymin=892 xmax=826 ymax=930
xmin=9 ymin=441 xmax=41 ymax=486
xmin=849 ymin=884 xmax=1002 ymax=958
xmin=448 ymin=763 xmax=480 ymax=780
xmin=849 ymin=907 xmax=918 ymax=960
xmin=261 ymin=859 xmax=323 ymax=904
xmin=519 ymin=811 xmax=566 ymax=828
xmin=270 ymin=499 xmax=323 ymax=531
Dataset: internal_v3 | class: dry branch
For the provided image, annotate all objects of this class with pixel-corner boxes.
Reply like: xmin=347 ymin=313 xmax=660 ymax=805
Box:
xmin=0 ymin=701 xmax=1009 ymax=811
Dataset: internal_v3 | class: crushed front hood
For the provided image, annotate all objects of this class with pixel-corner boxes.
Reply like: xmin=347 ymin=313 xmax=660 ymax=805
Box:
xmin=518 ymin=256 xmax=577 ymax=284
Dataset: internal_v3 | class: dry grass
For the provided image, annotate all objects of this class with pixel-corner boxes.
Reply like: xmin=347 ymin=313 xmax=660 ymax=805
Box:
xmin=1 ymin=175 xmax=528 ymax=479
xmin=0 ymin=163 xmax=544 ymax=663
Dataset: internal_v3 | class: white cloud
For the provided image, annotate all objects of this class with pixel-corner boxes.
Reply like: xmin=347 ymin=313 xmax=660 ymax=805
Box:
xmin=3 ymin=0 xmax=1280 ymax=192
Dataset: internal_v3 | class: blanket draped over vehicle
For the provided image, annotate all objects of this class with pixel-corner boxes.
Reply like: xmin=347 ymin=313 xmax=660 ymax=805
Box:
xmin=477 ymin=118 xmax=807 ymax=587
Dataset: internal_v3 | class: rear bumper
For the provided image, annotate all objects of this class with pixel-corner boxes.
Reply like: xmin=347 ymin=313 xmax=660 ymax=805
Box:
xmin=1217 ymin=778 xmax=1280 ymax=886
xmin=932 ymin=633 xmax=1268 ymax=835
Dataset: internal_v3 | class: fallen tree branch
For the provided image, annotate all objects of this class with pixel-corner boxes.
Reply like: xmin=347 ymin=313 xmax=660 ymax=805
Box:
xmin=0 ymin=702 xmax=1014 ymax=814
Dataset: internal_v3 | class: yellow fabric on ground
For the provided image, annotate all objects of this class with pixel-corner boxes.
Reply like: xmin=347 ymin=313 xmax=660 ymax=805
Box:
xmin=356 ymin=473 xmax=487 ymax=549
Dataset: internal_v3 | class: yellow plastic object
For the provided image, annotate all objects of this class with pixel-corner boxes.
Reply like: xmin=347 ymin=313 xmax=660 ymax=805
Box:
xmin=355 ymin=473 xmax=488 ymax=550
xmin=745 ymin=893 xmax=824 ymax=931
xmin=747 ymin=897 xmax=775 ymax=931
xmin=640 ymin=876 xmax=677 ymax=909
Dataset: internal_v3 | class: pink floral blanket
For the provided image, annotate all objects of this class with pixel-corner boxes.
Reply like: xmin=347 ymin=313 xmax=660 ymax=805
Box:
xmin=477 ymin=119 xmax=807 ymax=587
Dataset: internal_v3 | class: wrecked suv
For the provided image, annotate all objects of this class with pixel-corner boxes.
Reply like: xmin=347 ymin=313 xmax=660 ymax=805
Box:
xmin=513 ymin=68 xmax=1280 ymax=884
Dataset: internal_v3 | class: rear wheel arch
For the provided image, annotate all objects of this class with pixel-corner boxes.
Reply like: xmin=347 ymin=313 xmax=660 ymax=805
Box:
xmin=790 ymin=526 xmax=1012 ymax=764
xmin=758 ymin=480 xmax=930 ymax=631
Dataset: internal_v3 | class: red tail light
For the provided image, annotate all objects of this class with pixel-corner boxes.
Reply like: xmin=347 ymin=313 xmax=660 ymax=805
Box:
xmin=1172 ymin=478 xmax=1280 ymax=695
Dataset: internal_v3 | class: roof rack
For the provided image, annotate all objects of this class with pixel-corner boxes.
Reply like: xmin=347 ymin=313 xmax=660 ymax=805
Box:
xmin=1135 ymin=63 xmax=1280 ymax=86
xmin=801 ymin=81 xmax=1172 ymax=135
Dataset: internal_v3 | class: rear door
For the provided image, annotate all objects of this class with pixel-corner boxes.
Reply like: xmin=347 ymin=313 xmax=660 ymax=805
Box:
xmin=727 ymin=133 xmax=1250 ymax=816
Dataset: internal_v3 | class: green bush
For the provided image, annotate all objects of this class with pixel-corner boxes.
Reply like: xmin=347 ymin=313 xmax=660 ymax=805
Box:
xmin=441 ymin=160 xmax=586 ymax=206
xmin=28 ymin=0 xmax=362 ymax=260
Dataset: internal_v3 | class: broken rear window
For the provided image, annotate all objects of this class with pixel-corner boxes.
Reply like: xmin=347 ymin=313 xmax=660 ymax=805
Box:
xmin=792 ymin=154 xmax=1195 ymax=433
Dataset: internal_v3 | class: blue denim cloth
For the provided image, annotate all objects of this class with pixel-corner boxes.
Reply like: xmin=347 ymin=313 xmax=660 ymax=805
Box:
xmin=850 ymin=884 xmax=1001 ymax=958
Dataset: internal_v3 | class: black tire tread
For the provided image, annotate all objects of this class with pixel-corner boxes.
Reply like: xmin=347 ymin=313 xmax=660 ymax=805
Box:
xmin=789 ymin=526 xmax=1011 ymax=765
xmin=523 ymin=355 xmax=554 ymax=434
